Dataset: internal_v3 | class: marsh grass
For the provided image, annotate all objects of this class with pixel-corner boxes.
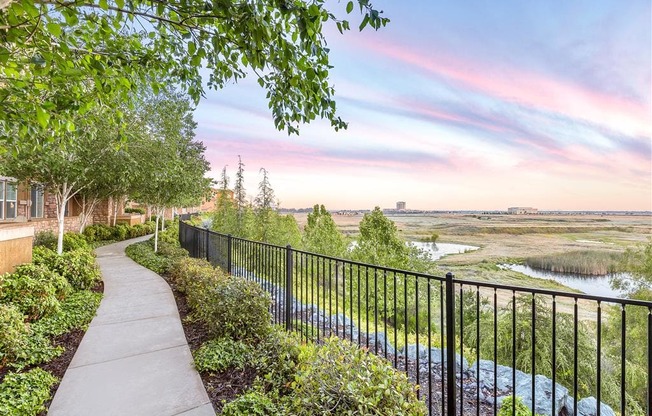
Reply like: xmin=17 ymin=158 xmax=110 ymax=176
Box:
xmin=525 ymin=250 xmax=623 ymax=275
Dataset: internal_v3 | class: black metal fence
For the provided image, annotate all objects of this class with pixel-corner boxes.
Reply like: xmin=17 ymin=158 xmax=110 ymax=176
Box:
xmin=179 ymin=221 xmax=652 ymax=416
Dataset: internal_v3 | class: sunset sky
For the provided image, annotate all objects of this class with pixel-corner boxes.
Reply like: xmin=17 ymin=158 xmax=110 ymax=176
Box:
xmin=194 ymin=0 xmax=651 ymax=211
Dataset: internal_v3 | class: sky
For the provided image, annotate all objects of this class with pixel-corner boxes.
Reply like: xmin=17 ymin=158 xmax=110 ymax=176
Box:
xmin=194 ymin=0 xmax=652 ymax=211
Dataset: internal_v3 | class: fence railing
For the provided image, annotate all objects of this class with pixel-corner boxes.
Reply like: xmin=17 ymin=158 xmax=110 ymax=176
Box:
xmin=179 ymin=221 xmax=652 ymax=416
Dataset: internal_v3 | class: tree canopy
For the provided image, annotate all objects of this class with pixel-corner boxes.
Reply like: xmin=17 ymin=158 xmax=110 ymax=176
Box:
xmin=0 ymin=0 xmax=389 ymax=151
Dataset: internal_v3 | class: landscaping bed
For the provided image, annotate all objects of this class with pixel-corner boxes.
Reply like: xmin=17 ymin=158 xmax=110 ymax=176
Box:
xmin=126 ymin=223 xmax=429 ymax=415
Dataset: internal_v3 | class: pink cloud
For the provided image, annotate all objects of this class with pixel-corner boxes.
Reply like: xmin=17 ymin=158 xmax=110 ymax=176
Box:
xmin=353 ymin=37 xmax=651 ymax=138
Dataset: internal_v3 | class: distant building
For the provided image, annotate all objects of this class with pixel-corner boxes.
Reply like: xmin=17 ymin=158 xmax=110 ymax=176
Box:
xmin=508 ymin=207 xmax=538 ymax=215
xmin=396 ymin=201 xmax=406 ymax=210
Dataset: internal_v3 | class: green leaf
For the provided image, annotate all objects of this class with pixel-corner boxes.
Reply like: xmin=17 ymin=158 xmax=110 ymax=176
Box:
xmin=99 ymin=0 xmax=108 ymax=10
xmin=35 ymin=107 xmax=50 ymax=129
xmin=46 ymin=23 xmax=62 ymax=37
xmin=346 ymin=1 xmax=354 ymax=13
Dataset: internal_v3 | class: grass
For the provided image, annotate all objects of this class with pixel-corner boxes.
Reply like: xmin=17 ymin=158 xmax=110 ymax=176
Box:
xmin=525 ymin=250 xmax=623 ymax=275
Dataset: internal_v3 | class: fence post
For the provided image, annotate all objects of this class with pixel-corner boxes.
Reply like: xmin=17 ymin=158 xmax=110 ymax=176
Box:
xmin=205 ymin=228 xmax=210 ymax=262
xmin=445 ymin=271 xmax=456 ymax=416
xmin=285 ymin=245 xmax=293 ymax=331
xmin=227 ymin=234 xmax=232 ymax=275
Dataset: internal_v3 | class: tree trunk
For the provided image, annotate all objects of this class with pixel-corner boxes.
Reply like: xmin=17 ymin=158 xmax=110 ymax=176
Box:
xmin=112 ymin=197 xmax=120 ymax=226
xmin=78 ymin=195 xmax=100 ymax=233
xmin=154 ymin=213 xmax=160 ymax=253
xmin=55 ymin=183 xmax=72 ymax=255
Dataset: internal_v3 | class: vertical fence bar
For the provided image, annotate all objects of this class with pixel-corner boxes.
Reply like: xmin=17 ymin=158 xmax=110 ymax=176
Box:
xmin=476 ymin=288 xmax=480 ymax=416
xmin=427 ymin=279 xmax=432 ymax=416
xmin=620 ymin=304 xmax=626 ymax=416
xmin=512 ymin=290 xmax=516 ymax=416
xmin=648 ymin=307 xmax=651 ymax=416
xmin=445 ymin=272 xmax=456 ymax=416
xmin=285 ymin=245 xmax=293 ymax=331
xmin=552 ymin=296 xmax=557 ymax=415
xmin=460 ymin=285 xmax=464 ymax=415
xmin=415 ymin=276 xmax=420 ymax=399
xmin=493 ymin=289 xmax=497 ymax=416
xmin=596 ymin=301 xmax=600 ymax=416
xmin=531 ymin=293 xmax=536 ymax=415
xmin=440 ymin=281 xmax=445 ymax=416
xmin=204 ymin=229 xmax=209 ymax=262
xmin=227 ymin=234 xmax=232 ymax=274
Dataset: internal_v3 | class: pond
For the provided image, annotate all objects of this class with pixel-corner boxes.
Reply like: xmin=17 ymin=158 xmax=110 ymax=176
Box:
xmin=499 ymin=264 xmax=630 ymax=298
xmin=411 ymin=241 xmax=479 ymax=261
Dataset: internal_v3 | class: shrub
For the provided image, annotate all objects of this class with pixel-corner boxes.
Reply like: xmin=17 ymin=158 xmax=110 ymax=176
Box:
xmin=83 ymin=224 xmax=113 ymax=242
xmin=0 ymin=368 xmax=57 ymax=416
xmin=251 ymin=326 xmax=303 ymax=395
xmin=156 ymin=240 xmax=188 ymax=260
xmin=158 ymin=220 xmax=180 ymax=246
xmin=128 ymin=224 xmax=146 ymax=238
xmin=33 ymin=246 xmax=101 ymax=290
xmin=32 ymin=231 xmax=57 ymax=250
xmin=0 ymin=264 xmax=70 ymax=321
xmin=193 ymin=338 xmax=253 ymax=373
xmin=221 ymin=390 xmax=279 ymax=416
xmin=285 ymin=337 xmax=427 ymax=416
xmin=498 ymin=396 xmax=541 ymax=416
xmin=12 ymin=291 xmax=102 ymax=370
xmin=125 ymin=241 xmax=171 ymax=274
xmin=168 ymin=257 xmax=226 ymax=310
xmin=124 ymin=207 xmax=145 ymax=215
xmin=62 ymin=232 xmax=89 ymax=251
xmin=0 ymin=304 xmax=30 ymax=368
xmin=112 ymin=224 xmax=129 ymax=241
xmin=142 ymin=221 xmax=156 ymax=234
xmin=195 ymin=276 xmax=272 ymax=343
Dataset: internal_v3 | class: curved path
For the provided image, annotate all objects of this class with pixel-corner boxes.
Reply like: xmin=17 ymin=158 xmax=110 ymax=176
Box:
xmin=48 ymin=237 xmax=214 ymax=416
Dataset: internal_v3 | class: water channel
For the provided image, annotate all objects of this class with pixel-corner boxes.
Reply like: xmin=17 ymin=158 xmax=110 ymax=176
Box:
xmin=410 ymin=241 xmax=479 ymax=261
xmin=499 ymin=264 xmax=629 ymax=298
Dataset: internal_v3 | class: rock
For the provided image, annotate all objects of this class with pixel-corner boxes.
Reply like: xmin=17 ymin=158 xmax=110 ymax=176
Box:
xmin=400 ymin=344 xmax=430 ymax=361
xmin=577 ymin=397 xmax=616 ymax=416
xmin=330 ymin=313 xmax=355 ymax=329
xmin=468 ymin=359 xmax=528 ymax=393
xmin=441 ymin=348 xmax=470 ymax=372
xmin=367 ymin=332 xmax=397 ymax=356
xmin=513 ymin=374 xmax=570 ymax=416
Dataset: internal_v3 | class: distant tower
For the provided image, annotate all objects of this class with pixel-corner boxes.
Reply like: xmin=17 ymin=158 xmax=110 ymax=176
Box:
xmin=396 ymin=201 xmax=406 ymax=210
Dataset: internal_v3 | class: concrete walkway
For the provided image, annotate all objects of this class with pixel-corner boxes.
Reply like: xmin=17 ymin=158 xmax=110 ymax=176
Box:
xmin=48 ymin=237 xmax=214 ymax=416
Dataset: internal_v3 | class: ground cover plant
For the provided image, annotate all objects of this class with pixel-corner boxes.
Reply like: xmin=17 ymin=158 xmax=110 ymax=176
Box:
xmin=129 ymin=233 xmax=427 ymax=414
xmin=0 ymin=244 xmax=103 ymax=415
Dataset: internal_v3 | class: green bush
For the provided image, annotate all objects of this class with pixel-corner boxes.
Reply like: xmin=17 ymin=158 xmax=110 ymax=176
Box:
xmin=285 ymin=337 xmax=427 ymax=416
xmin=221 ymin=390 xmax=279 ymax=416
xmin=195 ymin=276 xmax=272 ymax=343
xmin=32 ymin=231 xmax=57 ymax=250
xmin=62 ymin=232 xmax=89 ymax=251
xmin=112 ymin=224 xmax=129 ymax=241
xmin=156 ymin=240 xmax=188 ymax=260
xmin=193 ymin=338 xmax=253 ymax=373
xmin=124 ymin=207 xmax=146 ymax=214
xmin=158 ymin=220 xmax=180 ymax=245
xmin=0 ymin=304 xmax=30 ymax=368
xmin=0 ymin=264 xmax=70 ymax=321
xmin=168 ymin=257 xmax=226 ymax=310
xmin=252 ymin=326 xmax=303 ymax=395
xmin=498 ymin=396 xmax=542 ymax=416
xmin=83 ymin=224 xmax=114 ymax=242
xmin=11 ymin=291 xmax=102 ymax=370
xmin=125 ymin=241 xmax=172 ymax=274
xmin=0 ymin=368 xmax=57 ymax=416
xmin=33 ymin=246 xmax=101 ymax=290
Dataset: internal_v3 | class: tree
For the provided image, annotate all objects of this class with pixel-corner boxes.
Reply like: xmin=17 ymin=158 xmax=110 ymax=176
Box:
xmin=129 ymin=90 xmax=211 ymax=252
xmin=254 ymin=167 xmax=276 ymax=242
xmin=302 ymin=204 xmax=347 ymax=258
xmin=351 ymin=207 xmax=411 ymax=269
xmin=0 ymin=105 xmax=126 ymax=254
xmin=234 ymin=155 xmax=247 ymax=210
xmin=0 ymin=0 xmax=389 ymax=151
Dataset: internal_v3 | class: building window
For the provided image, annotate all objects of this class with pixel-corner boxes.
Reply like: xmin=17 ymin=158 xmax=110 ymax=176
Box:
xmin=30 ymin=186 xmax=44 ymax=218
xmin=0 ymin=181 xmax=17 ymax=220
